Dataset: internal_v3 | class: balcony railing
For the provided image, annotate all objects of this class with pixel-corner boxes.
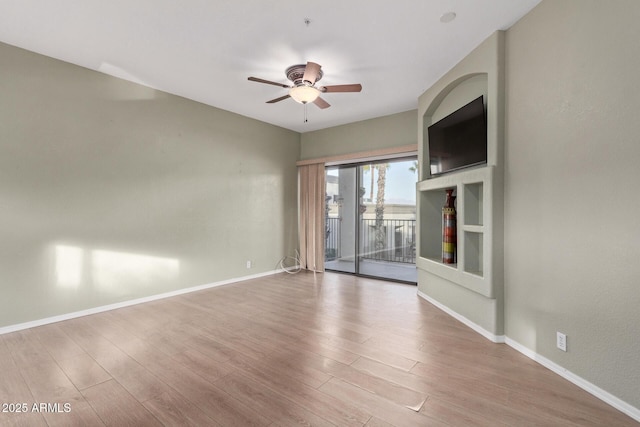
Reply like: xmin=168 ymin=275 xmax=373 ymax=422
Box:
xmin=325 ymin=217 xmax=416 ymax=264
xmin=325 ymin=217 xmax=342 ymax=260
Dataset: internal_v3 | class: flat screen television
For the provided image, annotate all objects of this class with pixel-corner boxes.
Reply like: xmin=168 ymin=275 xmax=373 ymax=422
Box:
xmin=427 ymin=95 xmax=487 ymax=177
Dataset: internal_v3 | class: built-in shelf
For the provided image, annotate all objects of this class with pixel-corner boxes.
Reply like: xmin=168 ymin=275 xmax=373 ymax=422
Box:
xmin=416 ymin=31 xmax=504 ymax=336
xmin=464 ymin=182 xmax=483 ymax=226
xmin=464 ymin=231 xmax=483 ymax=277
xmin=417 ymin=166 xmax=495 ymax=297
xmin=462 ymin=224 xmax=484 ymax=233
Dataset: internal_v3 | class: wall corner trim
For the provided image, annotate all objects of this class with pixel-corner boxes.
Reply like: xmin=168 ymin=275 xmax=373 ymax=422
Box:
xmin=0 ymin=269 xmax=285 ymax=336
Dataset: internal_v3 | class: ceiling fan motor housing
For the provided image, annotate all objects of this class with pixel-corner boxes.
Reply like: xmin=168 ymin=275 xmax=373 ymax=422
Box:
xmin=286 ymin=64 xmax=323 ymax=86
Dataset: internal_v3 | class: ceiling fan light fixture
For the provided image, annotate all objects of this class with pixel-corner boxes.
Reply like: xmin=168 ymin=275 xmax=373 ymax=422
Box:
xmin=249 ymin=61 xmax=361 ymax=109
xmin=289 ymin=85 xmax=320 ymax=104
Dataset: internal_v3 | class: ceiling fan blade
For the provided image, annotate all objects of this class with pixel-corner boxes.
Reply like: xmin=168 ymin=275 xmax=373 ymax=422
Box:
xmin=248 ymin=77 xmax=291 ymax=88
xmin=320 ymin=84 xmax=363 ymax=93
xmin=302 ymin=62 xmax=321 ymax=84
xmin=266 ymin=94 xmax=291 ymax=104
xmin=313 ymin=97 xmax=331 ymax=109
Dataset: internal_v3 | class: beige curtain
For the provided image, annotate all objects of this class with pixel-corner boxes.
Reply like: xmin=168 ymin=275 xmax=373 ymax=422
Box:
xmin=298 ymin=163 xmax=325 ymax=272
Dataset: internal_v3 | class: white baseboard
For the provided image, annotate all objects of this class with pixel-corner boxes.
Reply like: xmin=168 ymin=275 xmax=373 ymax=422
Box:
xmin=0 ymin=269 xmax=282 ymax=336
xmin=505 ymin=338 xmax=640 ymax=423
xmin=416 ymin=289 xmax=640 ymax=423
xmin=417 ymin=290 xmax=505 ymax=343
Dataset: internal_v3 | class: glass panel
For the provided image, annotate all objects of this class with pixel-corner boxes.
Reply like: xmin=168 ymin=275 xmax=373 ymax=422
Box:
xmin=325 ymin=158 xmax=417 ymax=283
xmin=325 ymin=166 xmax=357 ymax=273
xmin=357 ymin=159 xmax=417 ymax=282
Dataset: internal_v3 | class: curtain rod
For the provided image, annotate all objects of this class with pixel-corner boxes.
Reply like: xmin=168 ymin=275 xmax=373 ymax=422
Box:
xmin=296 ymin=144 xmax=417 ymax=167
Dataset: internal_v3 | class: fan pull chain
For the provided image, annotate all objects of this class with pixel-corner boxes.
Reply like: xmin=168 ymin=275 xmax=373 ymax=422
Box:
xmin=304 ymin=103 xmax=308 ymax=123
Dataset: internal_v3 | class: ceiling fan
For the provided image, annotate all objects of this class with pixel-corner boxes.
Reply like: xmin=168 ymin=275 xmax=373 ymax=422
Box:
xmin=248 ymin=61 xmax=362 ymax=109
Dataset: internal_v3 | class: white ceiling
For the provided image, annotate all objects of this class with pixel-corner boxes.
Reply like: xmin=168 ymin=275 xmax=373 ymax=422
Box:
xmin=0 ymin=0 xmax=540 ymax=133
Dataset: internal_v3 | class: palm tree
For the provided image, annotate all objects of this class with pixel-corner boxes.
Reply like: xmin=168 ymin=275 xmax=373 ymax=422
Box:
xmin=362 ymin=164 xmax=375 ymax=202
xmin=374 ymin=163 xmax=389 ymax=252
xmin=409 ymin=160 xmax=418 ymax=175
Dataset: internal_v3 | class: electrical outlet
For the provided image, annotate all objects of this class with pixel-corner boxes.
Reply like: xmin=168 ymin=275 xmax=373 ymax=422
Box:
xmin=246 ymin=260 xmax=252 ymax=269
xmin=557 ymin=332 xmax=567 ymax=352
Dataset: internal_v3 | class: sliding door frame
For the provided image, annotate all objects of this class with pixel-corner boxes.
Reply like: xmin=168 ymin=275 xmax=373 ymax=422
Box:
xmin=325 ymin=155 xmax=418 ymax=284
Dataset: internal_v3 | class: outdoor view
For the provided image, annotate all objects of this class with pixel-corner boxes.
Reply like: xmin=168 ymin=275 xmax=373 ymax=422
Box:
xmin=325 ymin=158 xmax=417 ymax=283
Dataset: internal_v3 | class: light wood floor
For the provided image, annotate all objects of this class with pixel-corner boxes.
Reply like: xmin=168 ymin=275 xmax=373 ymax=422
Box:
xmin=0 ymin=271 xmax=637 ymax=426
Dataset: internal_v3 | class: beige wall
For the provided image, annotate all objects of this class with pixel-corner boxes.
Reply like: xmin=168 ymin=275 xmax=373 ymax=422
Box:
xmin=300 ymin=110 xmax=417 ymax=160
xmin=505 ymin=0 xmax=640 ymax=409
xmin=0 ymin=42 xmax=300 ymax=328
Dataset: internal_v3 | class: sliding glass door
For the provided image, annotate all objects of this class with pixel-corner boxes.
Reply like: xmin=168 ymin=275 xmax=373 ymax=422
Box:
xmin=325 ymin=158 xmax=417 ymax=283
xmin=325 ymin=166 xmax=357 ymax=273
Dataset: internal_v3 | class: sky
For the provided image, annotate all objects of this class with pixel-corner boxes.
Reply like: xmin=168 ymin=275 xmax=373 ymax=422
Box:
xmin=327 ymin=158 xmax=418 ymax=205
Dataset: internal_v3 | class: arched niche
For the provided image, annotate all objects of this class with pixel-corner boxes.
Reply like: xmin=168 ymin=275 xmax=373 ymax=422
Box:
xmin=422 ymin=74 xmax=489 ymax=179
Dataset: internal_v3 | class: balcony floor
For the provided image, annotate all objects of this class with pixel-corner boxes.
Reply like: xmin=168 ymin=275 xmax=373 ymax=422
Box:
xmin=325 ymin=258 xmax=417 ymax=283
